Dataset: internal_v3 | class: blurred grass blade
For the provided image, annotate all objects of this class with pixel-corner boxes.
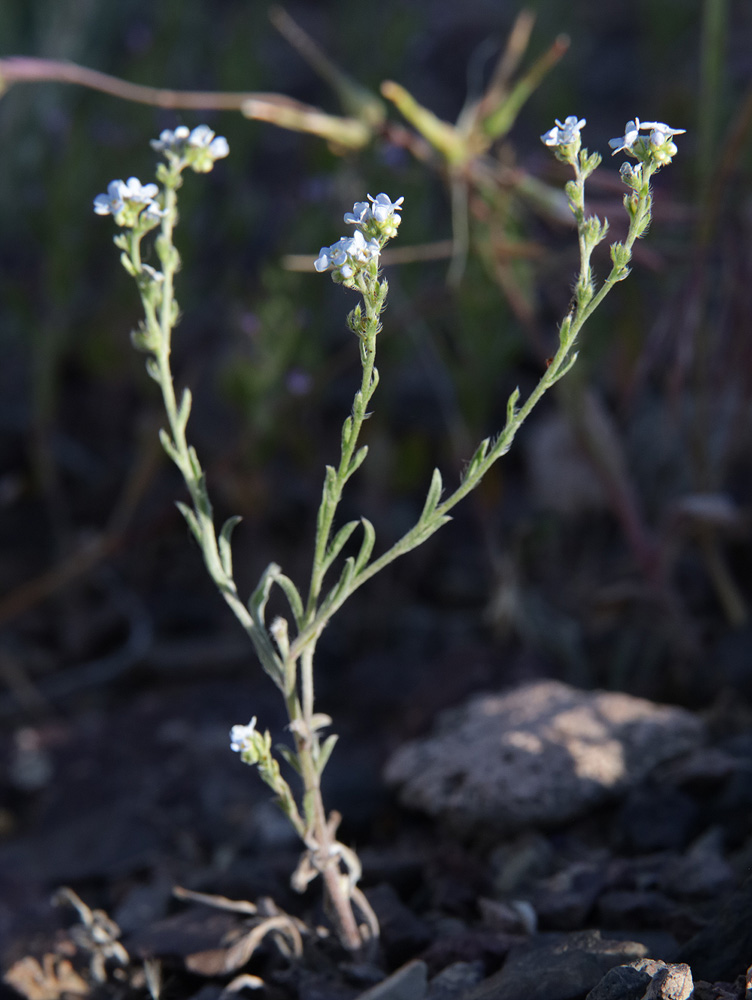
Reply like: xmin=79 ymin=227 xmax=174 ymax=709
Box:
xmin=241 ymin=93 xmax=370 ymax=149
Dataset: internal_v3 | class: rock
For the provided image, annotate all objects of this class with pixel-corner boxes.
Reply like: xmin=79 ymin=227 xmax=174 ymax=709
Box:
xmin=460 ymin=930 xmax=649 ymax=1000
xmin=678 ymin=873 xmax=752 ymax=982
xmin=585 ymin=963 xmax=652 ymax=1000
xmin=354 ymin=960 xmax=428 ymax=1000
xmin=384 ymin=681 xmax=704 ymax=835
xmin=587 ymin=960 xmax=693 ymax=1000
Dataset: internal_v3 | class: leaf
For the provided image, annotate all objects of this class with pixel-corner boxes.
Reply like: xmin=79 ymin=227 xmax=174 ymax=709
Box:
xmin=249 ymin=562 xmax=282 ymax=625
xmin=346 ymin=445 xmax=368 ymax=479
xmin=158 ymin=427 xmax=180 ymax=465
xmin=506 ymin=386 xmax=521 ymax=424
xmin=464 ymin=437 xmax=491 ymax=482
xmin=419 ymin=467 xmax=444 ymax=521
xmin=177 ymin=386 xmax=193 ymax=429
xmin=354 ymin=517 xmax=375 ymax=574
xmin=218 ymin=515 xmax=243 ymax=577
xmin=274 ymin=573 xmax=304 ymax=625
xmin=175 ymin=501 xmax=201 ymax=542
xmin=316 ymin=733 xmax=339 ymax=776
xmin=324 ymin=520 xmax=359 ymax=569
xmin=145 ymin=356 xmax=161 ymax=383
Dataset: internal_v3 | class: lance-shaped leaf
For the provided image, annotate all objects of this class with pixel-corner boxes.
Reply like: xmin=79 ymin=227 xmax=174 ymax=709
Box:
xmin=274 ymin=573 xmax=304 ymax=626
xmin=175 ymin=501 xmax=201 ymax=543
xmin=218 ymin=515 xmax=242 ymax=578
xmin=354 ymin=518 xmax=375 ymax=575
xmin=419 ymin=467 xmax=444 ymax=522
xmin=316 ymin=733 xmax=339 ymax=777
xmin=346 ymin=445 xmax=368 ymax=480
xmin=324 ymin=520 xmax=359 ymax=571
xmin=249 ymin=561 xmax=283 ymax=625
xmin=464 ymin=437 xmax=492 ymax=483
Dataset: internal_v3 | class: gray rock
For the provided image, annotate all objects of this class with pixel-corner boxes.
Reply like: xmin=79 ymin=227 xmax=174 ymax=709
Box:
xmin=586 ymin=960 xmax=693 ymax=1000
xmin=585 ymin=963 xmax=652 ymax=1000
xmin=460 ymin=930 xmax=649 ymax=1000
xmin=384 ymin=681 xmax=704 ymax=834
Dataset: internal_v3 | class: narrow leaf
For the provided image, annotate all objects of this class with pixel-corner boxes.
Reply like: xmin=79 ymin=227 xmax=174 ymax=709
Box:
xmin=420 ymin=467 xmax=444 ymax=521
xmin=177 ymin=387 xmax=193 ymax=430
xmin=249 ymin=561 xmax=282 ymax=625
xmin=218 ymin=515 xmax=243 ymax=577
xmin=175 ymin=501 xmax=201 ymax=542
xmin=274 ymin=573 xmax=304 ymax=625
xmin=158 ymin=427 xmax=180 ymax=465
xmin=324 ymin=520 xmax=359 ymax=569
xmin=316 ymin=734 xmax=339 ymax=776
xmin=506 ymin=387 xmax=521 ymax=424
xmin=346 ymin=445 xmax=368 ymax=479
xmin=354 ymin=517 xmax=375 ymax=574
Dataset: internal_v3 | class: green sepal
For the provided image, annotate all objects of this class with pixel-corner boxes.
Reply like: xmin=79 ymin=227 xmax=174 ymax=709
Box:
xmin=175 ymin=500 xmax=201 ymax=542
xmin=218 ymin=515 xmax=243 ymax=577
xmin=316 ymin=733 xmax=339 ymax=776
xmin=354 ymin=518 xmax=375 ymax=574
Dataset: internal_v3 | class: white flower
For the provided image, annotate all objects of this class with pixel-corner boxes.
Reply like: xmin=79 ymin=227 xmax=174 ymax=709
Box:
xmin=540 ymin=116 xmax=586 ymax=147
xmin=150 ymin=124 xmax=229 ymax=169
xmin=230 ymin=717 xmax=258 ymax=753
xmin=347 ymin=229 xmax=381 ymax=262
xmin=314 ymin=232 xmax=380 ymax=276
xmin=150 ymin=126 xmax=191 ymax=154
xmin=608 ymin=118 xmax=685 ymax=155
xmin=368 ymin=192 xmax=404 ymax=224
xmin=187 ymin=124 xmax=230 ymax=163
xmin=344 ymin=201 xmax=371 ymax=226
xmin=121 ymin=176 xmax=159 ymax=204
xmin=93 ymin=177 xmax=160 ymax=221
xmin=93 ymin=179 xmax=128 ymax=216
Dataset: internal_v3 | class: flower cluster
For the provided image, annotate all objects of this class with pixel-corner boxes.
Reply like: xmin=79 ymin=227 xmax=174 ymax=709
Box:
xmin=150 ymin=124 xmax=230 ymax=172
xmin=540 ymin=116 xmax=586 ymax=149
xmin=230 ymin=717 xmax=258 ymax=755
xmin=93 ymin=177 xmax=163 ymax=228
xmin=608 ymin=118 xmax=685 ymax=167
xmin=93 ymin=125 xmax=229 ymax=230
xmin=314 ymin=192 xmax=403 ymax=286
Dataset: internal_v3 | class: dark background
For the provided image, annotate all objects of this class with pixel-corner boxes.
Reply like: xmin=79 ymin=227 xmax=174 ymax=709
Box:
xmin=1 ymin=0 xmax=751 ymax=968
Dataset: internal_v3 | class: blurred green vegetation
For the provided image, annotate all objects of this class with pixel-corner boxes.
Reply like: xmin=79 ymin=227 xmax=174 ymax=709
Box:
xmin=1 ymin=0 xmax=752 ymax=708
